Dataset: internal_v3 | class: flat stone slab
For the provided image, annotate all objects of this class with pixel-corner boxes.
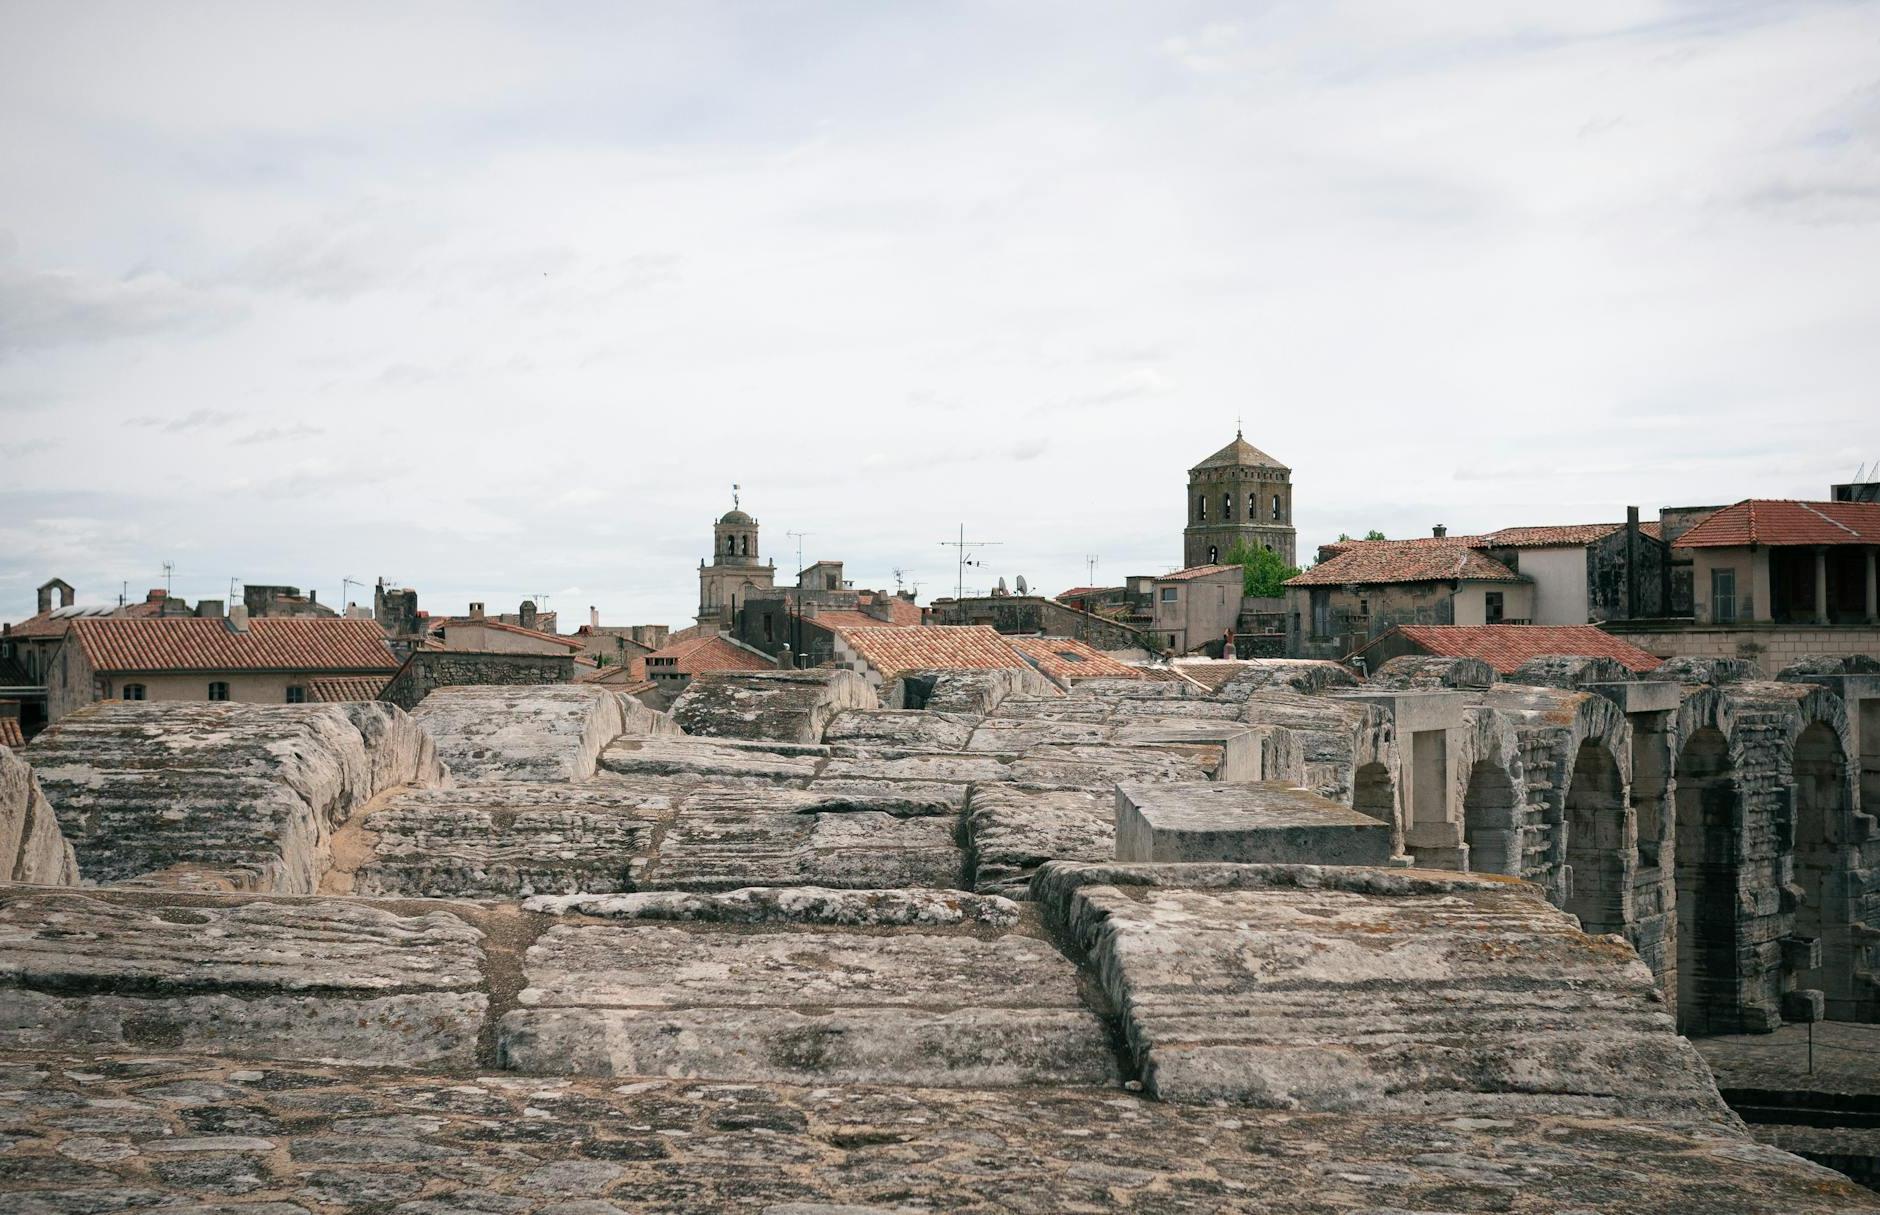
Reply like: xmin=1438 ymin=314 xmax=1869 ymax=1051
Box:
xmin=1007 ymin=744 xmax=1211 ymax=790
xmin=816 ymin=752 xmax=1012 ymax=786
xmin=822 ymin=708 xmax=976 ymax=751
xmin=0 ymin=892 xmax=485 ymax=1068
xmin=343 ymin=785 xmax=665 ymax=898
xmin=1114 ymin=781 xmax=1394 ymax=866
xmin=964 ymin=785 xmax=1114 ymax=898
xmin=672 ymin=669 xmax=876 ymax=744
xmin=525 ymin=886 xmax=1021 ymax=929
xmin=411 ymin=685 xmax=626 ymax=783
xmin=500 ymin=922 xmax=1115 ymax=1087
xmin=0 ymin=1053 xmax=1873 ymax=1215
xmin=641 ymin=790 xmax=961 ymax=891
xmin=1038 ymin=862 xmax=1728 ymax=1118
xmin=599 ymin=737 xmax=822 ymax=783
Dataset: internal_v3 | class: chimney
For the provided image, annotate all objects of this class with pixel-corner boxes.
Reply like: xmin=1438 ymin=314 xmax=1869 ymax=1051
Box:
xmin=590 ymin=606 xmax=600 ymax=628
xmin=519 ymin=600 xmax=538 ymax=630
xmin=227 ymin=604 xmax=250 ymax=633
xmin=308 ymin=588 xmax=318 ymax=604
xmin=469 ymin=602 xmax=485 ymax=620
xmin=1625 ymin=505 xmax=1641 ymax=619
xmin=194 ymin=599 xmax=224 ymax=619
xmin=1432 ymin=525 xmax=1447 ymax=538
xmin=36 ymin=585 xmax=51 ymax=615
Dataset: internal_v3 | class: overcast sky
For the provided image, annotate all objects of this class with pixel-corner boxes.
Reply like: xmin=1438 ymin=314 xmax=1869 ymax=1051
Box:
xmin=3 ymin=2 xmax=1877 ymax=626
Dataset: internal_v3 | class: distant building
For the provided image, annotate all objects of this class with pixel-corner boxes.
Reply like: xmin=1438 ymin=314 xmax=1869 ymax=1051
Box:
xmin=1285 ymin=536 xmax=1534 ymax=661
xmin=832 ymin=624 xmax=1030 ymax=690
xmin=1150 ymin=564 xmax=1245 ymax=656
xmin=3 ymin=580 xmax=199 ymax=738
xmin=1350 ymin=624 xmax=1663 ymax=677
xmin=635 ymin=633 xmax=776 ymax=705
xmin=430 ymin=604 xmax=587 ymax=658
xmin=1184 ymin=429 xmax=1297 ymax=569
xmin=45 ymin=613 xmax=399 ymax=723
xmin=698 ymin=498 xmax=775 ymax=627
xmin=243 ymin=584 xmax=337 ymax=619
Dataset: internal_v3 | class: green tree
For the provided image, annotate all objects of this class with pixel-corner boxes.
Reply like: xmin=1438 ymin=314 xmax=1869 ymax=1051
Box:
xmin=1365 ymin=528 xmax=1387 ymax=541
xmin=1224 ymin=540 xmax=1300 ymax=598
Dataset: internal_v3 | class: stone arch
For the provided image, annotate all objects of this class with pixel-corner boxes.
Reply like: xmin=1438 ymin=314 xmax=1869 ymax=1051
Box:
xmin=1784 ymin=685 xmax=1865 ymax=1020
xmin=1455 ymin=707 xmax=1525 ymax=877
xmin=1565 ymin=739 xmax=1628 ymax=934
xmin=1673 ymin=718 xmax=1735 ymax=1035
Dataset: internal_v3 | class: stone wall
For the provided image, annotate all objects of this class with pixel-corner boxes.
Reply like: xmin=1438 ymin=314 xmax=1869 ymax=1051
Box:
xmin=1609 ymin=623 xmax=1880 ymax=664
xmin=380 ymin=651 xmax=577 ymax=710
xmin=672 ymin=669 xmax=878 ymax=744
xmin=0 ymin=745 xmax=78 ymax=885
xmin=936 ymin=595 xmax=1153 ymax=650
xmin=410 ymin=684 xmax=630 ymax=782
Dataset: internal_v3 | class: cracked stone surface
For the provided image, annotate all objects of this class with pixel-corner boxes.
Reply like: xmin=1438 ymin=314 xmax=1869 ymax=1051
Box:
xmin=1038 ymin=862 xmax=1723 ymax=1117
xmin=524 ymin=887 xmax=1021 ymax=929
xmin=341 ymin=785 xmax=665 ymax=898
xmin=672 ymin=671 xmax=878 ymax=745
xmin=0 ymin=892 xmax=486 ymax=1068
xmin=0 ymin=1054 xmax=1873 ymax=1214
xmin=963 ymin=785 xmax=1114 ymax=898
xmin=500 ymin=921 xmax=1116 ymax=1087
xmin=26 ymin=702 xmax=444 ymax=894
xmin=641 ymin=791 xmax=960 ymax=891
xmin=411 ymin=686 xmax=631 ymax=783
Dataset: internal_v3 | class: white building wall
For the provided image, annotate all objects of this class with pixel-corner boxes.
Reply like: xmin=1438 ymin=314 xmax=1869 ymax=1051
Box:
xmin=1517 ymin=547 xmax=1592 ymax=624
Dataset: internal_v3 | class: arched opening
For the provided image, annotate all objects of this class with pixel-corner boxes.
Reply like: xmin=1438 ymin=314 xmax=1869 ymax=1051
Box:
xmin=1223 ymin=492 xmax=1233 ymax=520
xmin=1353 ymin=761 xmax=1394 ymax=826
xmin=1463 ymin=760 xmax=1520 ymax=875
xmin=725 ymin=535 xmax=736 ymax=555
xmin=740 ymin=534 xmax=749 ymax=557
xmin=1792 ymin=722 xmax=1848 ymax=1007
xmin=1207 ymin=546 xmax=1218 ymax=564
xmin=1272 ymin=494 xmax=1282 ymax=521
xmin=1196 ymin=496 xmax=1207 ymax=521
xmin=1248 ymin=492 xmax=1257 ymax=518
xmin=1564 ymin=741 xmax=1627 ymax=935
xmin=1674 ymin=726 xmax=1736 ymax=1035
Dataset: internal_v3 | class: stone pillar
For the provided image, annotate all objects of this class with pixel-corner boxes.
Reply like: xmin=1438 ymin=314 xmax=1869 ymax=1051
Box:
xmin=1866 ymin=547 xmax=1877 ymax=624
xmin=1814 ymin=547 xmax=1830 ymax=625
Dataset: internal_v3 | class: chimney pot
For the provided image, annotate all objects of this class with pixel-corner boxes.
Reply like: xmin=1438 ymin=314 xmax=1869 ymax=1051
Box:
xmin=1433 ymin=524 xmax=1447 ymax=538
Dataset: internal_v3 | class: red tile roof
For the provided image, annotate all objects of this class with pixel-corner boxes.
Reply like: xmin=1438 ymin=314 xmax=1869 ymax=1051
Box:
xmin=1287 ymin=542 xmax=1525 ymax=587
xmin=69 ymin=618 xmax=399 ymax=674
xmin=1483 ymin=522 xmax=1666 ymax=547
xmin=810 ymin=609 xmax=918 ymax=634
xmin=1366 ymin=625 xmax=1661 ymax=675
xmin=640 ymin=634 xmax=775 ymax=677
xmin=1054 ymin=586 xmax=1119 ymax=600
xmin=1192 ymin=433 xmax=1288 ymax=472
xmin=0 ymin=718 xmax=23 ymax=748
xmin=1160 ymin=564 xmax=1243 ymax=582
xmin=1674 ymin=499 xmax=1880 ymax=548
xmin=6 ymin=598 xmax=165 ymax=639
xmin=306 ymin=675 xmax=390 ymax=702
xmin=1010 ymin=636 xmax=1145 ymax=684
xmin=839 ymin=625 xmax=1027 ymax=681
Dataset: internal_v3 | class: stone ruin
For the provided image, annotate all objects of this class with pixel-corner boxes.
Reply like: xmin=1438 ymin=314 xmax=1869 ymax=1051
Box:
xmin=0 ymin=661 xmax=1875 ymax=1211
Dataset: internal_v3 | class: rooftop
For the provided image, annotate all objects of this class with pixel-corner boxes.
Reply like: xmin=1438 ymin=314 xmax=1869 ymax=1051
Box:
xmin=1009 ymin=635 xmax=1146 ymax=685
xmin=1287 ymin=541 xmax=1527 ymax=587
xmin=1159 ymin=563 xmax=1244 ymax=582
xmin=67 ymin=617 xmax=400 ymax=674
xmin=1190 ymin=430 xmax=1288 ymax=472
xmin=1675 ymin=499 xmax=1880 ymax=548
xmin=636 ymin=633 xmax=775 ymax=678
xmin=840 ymin=624 xmax=1027 ymax=681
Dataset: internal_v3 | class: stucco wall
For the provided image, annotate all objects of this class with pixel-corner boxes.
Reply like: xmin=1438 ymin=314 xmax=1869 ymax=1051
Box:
xmin=1513 ymin=547 xmax=1589 ymax=624
xmin=1452 ymin=582 xmax=1535 ymax=627
xmin=1153 ymin=572 xmax=1241 ymax=654
xmin=436 ymin=622 xmax=574 ymax=655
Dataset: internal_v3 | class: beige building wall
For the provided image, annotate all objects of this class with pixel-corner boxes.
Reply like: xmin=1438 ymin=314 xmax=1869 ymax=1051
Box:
xmin=1451 ymin=582 xmax=1535 ymax=627
xmin=435 ymin=621 xmax=574 ymax=655
xmin=1691 ymin=546 xmax=1771 ymax=624
xmin=1515 ymin=547 xmax=1589 ymax=624
xmin=1152 ymin=570 xmax=1242 ymax=654
xmin=47 ymin=651 xmax=381 ymax=722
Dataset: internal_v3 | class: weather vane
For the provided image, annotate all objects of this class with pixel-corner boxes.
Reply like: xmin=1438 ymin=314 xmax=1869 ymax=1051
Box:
xmin=732 ymin=483 xmax=740 ymax=510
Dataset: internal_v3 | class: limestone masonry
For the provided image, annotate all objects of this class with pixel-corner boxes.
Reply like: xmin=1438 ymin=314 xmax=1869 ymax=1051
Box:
xmin=1 ymin=655 xmax=1877 ymax=1210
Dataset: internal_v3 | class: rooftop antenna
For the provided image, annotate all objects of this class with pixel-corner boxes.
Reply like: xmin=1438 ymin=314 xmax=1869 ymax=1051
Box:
xmin=228 ymin=576 xmax=238 ymax=604
xmin=342 ymin=577 xmax=362 ymax=607
xmin=161 ymin=561 xmax=174 ymax=596
xmin=119 ymin=580 xmax=127 ymax=607
xmin=786 ymin=530 xmax=813 ymax=579
xmin=1085 ymin=554 xmax=1100 ymax=585
xmin=892 ymin=567 xmax=913 ymax=595
xmin=940 ymin=524 xmax=1002 ymax=603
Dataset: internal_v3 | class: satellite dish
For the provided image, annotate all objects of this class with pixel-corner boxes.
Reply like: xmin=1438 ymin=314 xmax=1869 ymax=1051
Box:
xmin=1015 ymin=575 xmax=1028 ymax=595
xmin=996 ymin=576 xmax=1008 ymax=595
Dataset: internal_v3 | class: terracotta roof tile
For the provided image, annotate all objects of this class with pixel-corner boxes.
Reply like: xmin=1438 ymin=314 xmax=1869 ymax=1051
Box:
xmin=840 ymin=625 xmax=1027 ymax=682
xmin=811 ymin=609 xmax=918 ymax=634
xmin=1674 ymin=499 xmax=1880 ymax=548
xmin=640 ymin=634 xmax=775 ymax=677
xmin=1367 ymin=625 xmax=1661 ymax=675
xmin=69 ymin=618 xmax=399 ymax=674
xmin=1010 ymin=636 xmax=1145 ymax=685
xmin=1287 ymin=542 xmax=1525 ymax=587
xmin=0 ymin=718 xmax=22 ymax=748
xmin=306 ymin=675 xmax=389 ymax=702
xmin=431 ymin=618 xmax=586 ymax=650
xmin=1191 ymin=433 xmax=1288 ymax=471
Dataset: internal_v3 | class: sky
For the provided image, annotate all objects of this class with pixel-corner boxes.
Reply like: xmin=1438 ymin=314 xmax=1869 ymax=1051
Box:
xmin=2 ymin=1 xmax=1877 ymax=627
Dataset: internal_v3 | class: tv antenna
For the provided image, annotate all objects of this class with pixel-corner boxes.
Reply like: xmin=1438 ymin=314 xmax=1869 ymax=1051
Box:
xmin=786 ymin=531 xmax=813 ymax=579
xmin=161 ymin=562 xmax=174 ymax=595
xmin=892 ymin=567 xmax=912 ymax=595
xmin=939 ymin=524 xmax=1001 ymax=603
xmin=342 ymin=576 xmax=362 ymax=607
xmin=1085 ymin=554 xmax=1099 ymax=585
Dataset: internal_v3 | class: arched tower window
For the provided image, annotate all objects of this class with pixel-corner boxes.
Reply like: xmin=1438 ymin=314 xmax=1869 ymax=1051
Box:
xmin=1248 ymin=492 xmax=1257 ymax=518
xmin=1223 ymin=493 xmax=1233 ymax=520
xmin=1208 ymin=546 xmax=1219 ymax=563
xmin=1271 ymin=494 xmax=1282 ymax=521
xmin=1196 ymin=496 xmax=1207 ymax=522
xmin=740 ymin=534 xmax=749 ymax=557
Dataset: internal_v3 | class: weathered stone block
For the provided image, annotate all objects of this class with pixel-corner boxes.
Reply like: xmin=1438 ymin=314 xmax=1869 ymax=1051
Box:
xmin=0 ymin=746 xmax=78 ymax=886
xmin=672 ymin=669 xmax=876 ymax=744
xmin=411 ymin=684 xmax=627 ymax=782
xmin=1114 ymin=782 xmax=1394 ymax=866
xmin=642 ymin=790 xmax=961 ymax=890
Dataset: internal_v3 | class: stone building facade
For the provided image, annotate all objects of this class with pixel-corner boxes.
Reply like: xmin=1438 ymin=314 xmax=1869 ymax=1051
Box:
xmin=1183 ymin=430 xmax=1297 ymax=569
xmin=697 ymin=503 xmax=775 ymax=627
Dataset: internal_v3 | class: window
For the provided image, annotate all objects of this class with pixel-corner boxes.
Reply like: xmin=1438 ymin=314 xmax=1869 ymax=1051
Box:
xmin=740 ymin=535 xmax=749 ymax=556
xmin=1358 ymin=598 xmax=1369 ymax=616
xmin=122 ymin=683 xmax=145 ymax=701
xmin=1196 ymin=496 xmax=1207 ymax=521
xmin=207 ymin=681 xmax=230 ymax=702
xmin=1712 ymin=569 xmax=1738 ymax=622
xmin=726 ymin=536 xmax=736 ymax=554
xmin=1485 ymin=591 xmax=1505 ymax=624
xmin=1271 ymin=494 xmax=1282 ymax=521
xmin=1160 ymin=587 xmax=1179 ymax=602
xmin=1207 ymin=546 xmax=1219 ymax=564
xmin=1223 ymin=493 xmax=1233 ymax=520
xmin=763 ymin=614 xmax=774 ymax=642
xmin=1248 ymin=492 xmax=1257 ymax=518
xmin=285 ymin=686 xmax=307 ymax=704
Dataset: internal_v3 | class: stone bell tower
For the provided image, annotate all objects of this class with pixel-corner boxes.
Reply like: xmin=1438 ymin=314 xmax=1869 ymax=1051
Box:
xmin=697 ymin=485 xmax=775 ymax=627
xmin=1183 ymin=429 xmax=1296 ymax=568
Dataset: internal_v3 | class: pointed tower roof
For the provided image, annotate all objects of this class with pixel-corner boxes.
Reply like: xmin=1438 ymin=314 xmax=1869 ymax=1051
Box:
xmin=1191 ymin=429 xmax=1288 ymax=472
